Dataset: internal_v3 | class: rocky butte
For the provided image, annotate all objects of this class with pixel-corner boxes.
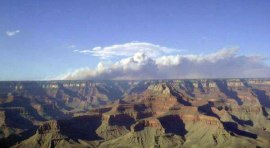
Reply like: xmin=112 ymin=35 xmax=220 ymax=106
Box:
xmin=0 ymin=78 xmax=270 ymax=147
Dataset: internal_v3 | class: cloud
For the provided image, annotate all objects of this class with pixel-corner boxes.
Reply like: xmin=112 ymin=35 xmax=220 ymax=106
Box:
xmin=6 ymin=30 xmax=20 ymax=37
xmin=73 ymin=42 xmax=182 ymax=59
xmin=59 ymin=43 xmax=270 ymax=80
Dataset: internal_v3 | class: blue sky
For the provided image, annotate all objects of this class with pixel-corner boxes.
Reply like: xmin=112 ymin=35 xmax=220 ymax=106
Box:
xmin=0 ymin=0 xmax=270 ymax=80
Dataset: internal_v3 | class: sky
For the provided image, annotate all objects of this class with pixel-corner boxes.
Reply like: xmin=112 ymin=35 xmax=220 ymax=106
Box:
xmin=0 ymin=0 xmax=270 ymax=80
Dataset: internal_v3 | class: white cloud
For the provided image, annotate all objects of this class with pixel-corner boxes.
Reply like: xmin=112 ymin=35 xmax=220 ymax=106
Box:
xmin=73 ymin=42 xmax=182 ymax=59
xmin=6 ymin=30 xmax=20 ymax=37
xmin=59 ymin=43 xmax=270 ymax=80
xmin=73 ymin=49 xmax=92 ymax=54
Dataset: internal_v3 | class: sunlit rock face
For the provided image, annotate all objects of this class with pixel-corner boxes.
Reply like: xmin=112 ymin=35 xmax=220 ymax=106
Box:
xmin=0 ymin=78 xmax=270 ymax=147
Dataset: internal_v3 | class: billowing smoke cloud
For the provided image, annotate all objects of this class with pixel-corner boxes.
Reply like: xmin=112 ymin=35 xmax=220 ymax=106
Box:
xmin=61 ymin=42 xmax=270 ymax=80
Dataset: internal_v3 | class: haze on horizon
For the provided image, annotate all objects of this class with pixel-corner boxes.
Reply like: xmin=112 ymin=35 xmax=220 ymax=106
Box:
xmin=0 ymin=0 xmax=270 ymax=80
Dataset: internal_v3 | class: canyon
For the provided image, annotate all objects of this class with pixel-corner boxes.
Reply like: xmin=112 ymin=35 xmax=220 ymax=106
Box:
xmin=0 ymin=79 xmax=270 ymax=147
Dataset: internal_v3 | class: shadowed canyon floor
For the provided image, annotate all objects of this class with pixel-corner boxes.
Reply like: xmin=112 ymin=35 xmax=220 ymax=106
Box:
xmin=0 ymin=79 xmax=270 ymax=147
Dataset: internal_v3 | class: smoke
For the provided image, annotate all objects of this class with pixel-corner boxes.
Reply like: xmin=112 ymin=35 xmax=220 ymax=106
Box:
xmin=61 ymin=43 xmax=270 ymax=80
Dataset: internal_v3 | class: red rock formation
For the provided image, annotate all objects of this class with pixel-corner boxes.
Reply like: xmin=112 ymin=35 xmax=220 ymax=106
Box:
xmin=180 ymin=114 xmax=223 ymax=128
xmin=132 ymin=118 xmax=165 ymax=132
